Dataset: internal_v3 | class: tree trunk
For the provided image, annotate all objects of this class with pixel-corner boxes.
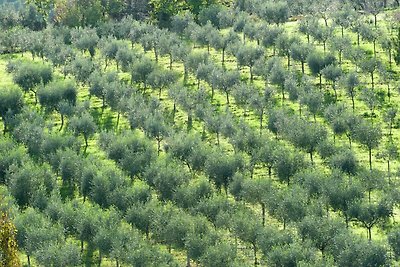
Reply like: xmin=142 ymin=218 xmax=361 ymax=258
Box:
xmin=299 ymin=103 xmax=302 ymax=117
xmin=169 ymin=55 xmax=173 ymax=70
xmin=222 ymin=48 xmax=225 ymax=66
xmin=84 ymin=135 xmax=88 ymax=153
xmin=369 ymin=147 xmax=372 ymax=170
xmin=187 ymin=253 xmax=191 ymax=267
xmin=351 ymin=94 xmax=355 ymax=112
xmin=98 ymin=251 xmax=102 ymax=266
xmin=157 ymin=138 xmax=161 ymax=156
xmin=319 ymin=74 xmax=322 ymax=90
xmin=259 ymin=112 xmax=263 ymax=136
xmin=226 ymin=91 xmax=230 ymax=105
xmin=104 ymin=58 xmax=109 ymax=70
xmin=59 ymin=114 xmax=64 ymax=131
xmin=253 ymin=243 xmax=258 ymax=266
xmin=116 ymin=112 xmax=120 ymax=128
xmin=261 ymin=203 xmax=266 ymax=226
xmin=371 ymin=72 xmax=374 ymax=90
xmin=373 ymin=41 xmax=376 ymax=58
xmin=250 ymin=65 xmax=253 ymax=82
xmin=184 ymin=68 xmax=188 ymax=84
xmin=154 ymin=48 xmax=158 ymax=63
xmin=333 ymin=84 xmax=337 ymax=102
xmin=187 ymin=113 xmax=192 ymax=130
xmin=3 ymin=120 xmax=7 ymax=134
xmin=368 ymin=227 xmax=372 ymax=241
xmin=310 ymin=151 xmax=314 ymax=164
xmin=301 ymin=61 xmax=305 ymax=74
xmin=27 ymin=255 xmax=31 ymax=267
xmin=368 ymin=189 xmax=371 ymax=203
xmin=32 ymin=90 xmax=38 ymax=104
xmin=173 ymin=102 xmax=176 ymax=120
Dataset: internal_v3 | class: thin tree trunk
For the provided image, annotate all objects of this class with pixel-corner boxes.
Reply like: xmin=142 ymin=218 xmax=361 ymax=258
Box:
xmin=373 ymin=41 xmax=376 ymax=58
xmin=261 ymin=203 xmax=266 ymax=226
xmin=154 ymin=48 xmax=158 ymax=63
xmin=371 ymin=72 xmax=374 ymax=90
xmin=369 ymin=148 xmax=372 ymax=170
xmin=84 ymin=136 xmax=88 ymax=153
xmin=319 ymin=74 xmax=322 ymax=90
xmin=59 ymin=114 xmax=64 ymax=131
xmin=187 ymin=253 xmax=191 ymax=267
xmin=253 ymin=243 xmax=258 ymax=266
xmin=33 ymin=90 xmax=38 ymax=104
xmin=222 ymin=48 xmax=225 ymax=66
xmin=368 ymin=227 xmax=372 ymax=241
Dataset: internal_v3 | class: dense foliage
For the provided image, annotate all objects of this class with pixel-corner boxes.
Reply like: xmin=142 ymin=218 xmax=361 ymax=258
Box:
xmin=1 ymin=0 xmax=400 ymax=266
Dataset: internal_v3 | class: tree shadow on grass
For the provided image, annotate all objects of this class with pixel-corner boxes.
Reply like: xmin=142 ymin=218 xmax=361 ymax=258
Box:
xmin=83 ymin=243 xmax=96 ymax=267
xmin=90 ymin=108 xmax=115 ymax=131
